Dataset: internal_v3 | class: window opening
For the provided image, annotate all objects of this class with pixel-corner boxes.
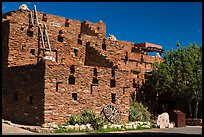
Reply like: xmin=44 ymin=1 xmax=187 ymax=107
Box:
xmin=94 ymin=68 xmax=97 ymax=77
xmin=92 ymin=77 xmax=98 ymax=84
xmin=78 ymin=39 xmax=82 ymax=45
xmin=30 ymin=48 xmax=35 ymax=55
xmin=78 ymin=34 xmax=81 ymax=38
xmin=110 ymin=79 xmax=116 ymax=87
xmin=14 ymin=93 xmax=18 ymax=101
xmin=21 ymin=45 xmax=26 ymax=52
xmin=29 ymin=96 xmax=33 ymax=104
xmin=112 ymin=67 xmax=115 ymax=77
xmin=72 ymin=93 xmax=77 ymax=100
xmin=86 ymin=42 xmax=90 ymax=46
xmin=102 ymin=43 xmax=106 ymax=50
xmin=70 ymin=65 xmax=75 ymax=74
xmin=27 ymin=30 xmax=33 ymax=37
xmin=74 ymin=48 xmax=78 ymax=56
xmin=111 ymin=93 xmax=116 ymax=103
xmin=69 ymin=76 xmax=75 ymax=84
xmin=42 ymin=14 xmax=47 ymax=22
xmin=65 ymin=19 xmax=69 ymax=27
xmin=58 ymin=35 xmax=63 ymax=42
xmin=56 ymin=81 xmax=63 ymax=92
xmin=133 ymin=78 xmax=137 ymax=88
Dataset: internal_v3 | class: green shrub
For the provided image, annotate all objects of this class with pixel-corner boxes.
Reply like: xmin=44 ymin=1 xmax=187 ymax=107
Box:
xmin=66 ymin=109 xmax=107 ymax=130
xmin=129 ymin=99 xmax=151 ymax=122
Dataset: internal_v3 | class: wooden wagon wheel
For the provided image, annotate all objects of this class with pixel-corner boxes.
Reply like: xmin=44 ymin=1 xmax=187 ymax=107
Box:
xmin=103 ymin=104 xmax=121 ymax=124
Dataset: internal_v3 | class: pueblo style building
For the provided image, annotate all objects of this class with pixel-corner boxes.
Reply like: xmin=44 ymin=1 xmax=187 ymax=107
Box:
xmin=2 ymin=5 xmax=164 ymax=125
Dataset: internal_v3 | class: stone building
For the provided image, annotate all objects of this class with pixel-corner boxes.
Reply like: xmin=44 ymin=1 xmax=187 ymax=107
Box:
xmin=2 ymin=6 xmax=164 ymax=126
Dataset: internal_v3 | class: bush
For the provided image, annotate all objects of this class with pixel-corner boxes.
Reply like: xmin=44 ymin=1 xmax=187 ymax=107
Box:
xmin=66 ymin=109 xmax=107 ymax=130
xmin=129 ymin=99 xmax=151 ymax=122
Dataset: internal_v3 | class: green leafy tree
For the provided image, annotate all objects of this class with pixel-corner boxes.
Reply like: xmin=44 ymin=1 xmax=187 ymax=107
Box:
xmin=150 ymin=43 xmax=202 ymax=118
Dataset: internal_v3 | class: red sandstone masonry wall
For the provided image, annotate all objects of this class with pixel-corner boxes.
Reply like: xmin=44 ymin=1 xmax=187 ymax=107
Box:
xmin=43 ymin=61 xmax=131 ymax=124
xmin=2 ymin=9 xmax=164 ymax=125
xmin=2 ymin=10 xmax=45 ymax=125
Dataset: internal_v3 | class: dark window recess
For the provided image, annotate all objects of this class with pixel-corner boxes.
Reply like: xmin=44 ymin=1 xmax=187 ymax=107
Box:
xmin=78 ymin=39 xmax=82 ymax=45
xmin=14 ymin=93 xmax=18 ymax=101
xmin=140 ymin=55 xmax=144 ymax=63
xmin=69 ymin=76 xmax=75 ymax=84
xmin=132 ymin=78 xmax=137 ymax=88
xmin=110 ymin=79 xmax=116 ymax=87
xmin=78 ymin=34 xmax=81 ymax=38
xmin=42 ymin=14 xmax=47 ymax=22
xmin=29 ymin=96 xmax=33 ymax=104
xmin=92 ymin=77 xmax=98 ymax=84
xmin=56 ymin=82 xmax=63 ymax=92
xmin=74 ymin=49 xmax=78 ymax=56
xmin=86 ymin=42 xmax=90 ymax=46
xmin=97 ymin=27 xmax=100 ymax=30
xmin=102 ymin=43 xmax=106 ymax=50
xmin=94 ymin=68 xmax=97 ymax=77
xmin=70 ymin=65 xmax=75 ymax=74
xmin=111 ymin=93 xmax=116 ymax=103
xmin=27 ymin=30 xmax=33 ymax=37
xmin=58 ymin=35 xmax=63 ymax=42
xmin=65 ymin=20 xmax=69 ymax=27
xmin=59 ymin=30 xmax=63 ymax=34
xmin=112 ymin=68 xmax=115 ymax=77
xmin=133 ymin=82 xmax=137 ymax=88
xmin=30 ymin=49 xmax=35 ymax=55
xmin=21 ymin=45 xmax=26 ymax=52
xmin=72 ymin=93 xmax=77 ymax=100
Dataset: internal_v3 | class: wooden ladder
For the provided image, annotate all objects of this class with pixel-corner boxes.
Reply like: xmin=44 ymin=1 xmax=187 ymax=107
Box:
xmin=33 ymin=5 xmax=53 ymax=58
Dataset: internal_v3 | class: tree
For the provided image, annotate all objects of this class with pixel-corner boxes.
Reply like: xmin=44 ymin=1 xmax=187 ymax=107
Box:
xmin=150 ymin=43 xmax=202 ymax=118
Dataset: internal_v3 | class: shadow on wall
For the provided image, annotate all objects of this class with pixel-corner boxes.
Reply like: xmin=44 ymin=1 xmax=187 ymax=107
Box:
xmin=2 ymin=20 xmax=45 ymax=126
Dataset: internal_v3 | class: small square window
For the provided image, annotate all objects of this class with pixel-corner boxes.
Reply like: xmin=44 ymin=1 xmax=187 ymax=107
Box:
xmin=74 ymin=49 xmax=78 ymax=56
xmin=72 ymin=93 xmax=77 ymax=100
xmin=14 ymin=93 xmax=18 ymax=101
xmin=58 ymin=35 xmax=63 ymax=42
xmin=93 ymin=68 xmax=97 ymax=77
xmin=111 ymin=93 xmax=116 ymax=103
xmin=110 ymin=79 xmax=116 ymax=87
xmin=102 ymin=43 xmax=106 ymax=50
xmin=112 ymin=68 xmax=115 ymax=77
xmin=70 ymin=65 xmax=75 ymax=74
xmin=133 ymin=83 xmax=137 ymax=88
xmin=29 ymin=96 xmax=33 ymax=104
xmin=69 ymin=76 xmax=75 ymax=84
xmin=27 ymin=30 xmax=33 ymax=37
xmin=78 ymin=34 xmax=81 ymax=38
xmin=65 ymin=22 xmax=69 ymax=27
xmin=56 ymin=81 xmax=63 ymax=92
xmin=30 ymin=48 xmax=35 ymax=55
xmin=86 ymin=42 xmax=90 ymax=46
xmin=92 ymin=77 xmax=98 ymax=84
xmin=78 ymin=39 xmax=82 ymax=45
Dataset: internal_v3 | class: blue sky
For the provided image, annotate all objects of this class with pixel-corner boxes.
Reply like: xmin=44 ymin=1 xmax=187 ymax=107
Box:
xmin=2 ymin=2 xmax=202 ymax=55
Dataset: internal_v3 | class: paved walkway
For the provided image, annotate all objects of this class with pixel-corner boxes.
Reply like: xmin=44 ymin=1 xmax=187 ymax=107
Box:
xmin=2 ymin=123 xmax=202 ymax=135
xmin=2 ymin=123 xmax=37 ymax=135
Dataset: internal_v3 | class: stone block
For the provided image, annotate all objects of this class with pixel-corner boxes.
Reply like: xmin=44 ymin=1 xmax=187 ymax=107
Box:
xmin=168 ymin=123 xmax=174 ymax=128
